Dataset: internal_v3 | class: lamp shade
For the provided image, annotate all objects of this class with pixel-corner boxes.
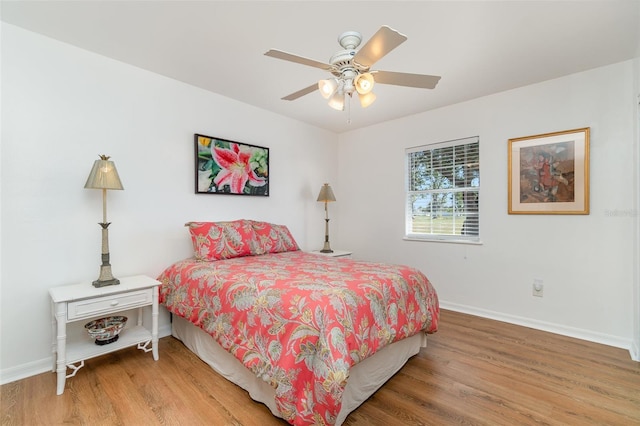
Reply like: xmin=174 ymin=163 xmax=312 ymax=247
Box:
xmin=327 ymin=91 xmax=345 ymax=111
xmin=316 ymin=183 xmax=336 ymax=202
xmin=355 ymin=73 xmax=375 ymax=95
xmin=359 ymin=91 xmax=377 ymax=108
xmin=318 ymin=78 xmax=339 ymax=100
xmin=84 ymin=155 xmax=124 ymax=190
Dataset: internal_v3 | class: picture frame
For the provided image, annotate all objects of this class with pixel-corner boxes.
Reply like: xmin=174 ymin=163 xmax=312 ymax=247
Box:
xmin=195 ymin=133 xmax=269 ymax=196
xmin=508 ymin=127 xmax=589 ymax=214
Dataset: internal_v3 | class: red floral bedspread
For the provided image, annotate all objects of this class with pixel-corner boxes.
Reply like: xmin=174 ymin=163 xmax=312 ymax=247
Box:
xmin=158 ymin=251 xmax=439 ymax=425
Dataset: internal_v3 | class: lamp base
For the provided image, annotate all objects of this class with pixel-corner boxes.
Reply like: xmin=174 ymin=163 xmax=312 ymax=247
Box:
xmin=92 ymin=277 xmax=120 ymax=288
xmin=320 ymin=240 xmax=333 ymax=253
xmin=93 ymin=246 xmax=119 ymax=287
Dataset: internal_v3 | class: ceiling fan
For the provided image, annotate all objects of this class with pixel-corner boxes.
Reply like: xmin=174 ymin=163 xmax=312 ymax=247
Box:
xmin=264 ymin=25 xmax=441 ymax=111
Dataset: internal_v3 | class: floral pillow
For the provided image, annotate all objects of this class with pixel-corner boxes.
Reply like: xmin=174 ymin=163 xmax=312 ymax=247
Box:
xmin=186 ymin=219 xmax=261 ymax=261
xmin=251 ymin=221 xmax=300 ymax=254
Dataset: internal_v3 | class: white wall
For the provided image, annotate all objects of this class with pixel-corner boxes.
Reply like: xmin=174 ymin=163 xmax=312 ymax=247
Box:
xmin=0 ymin=24 xmax=339 ymax=382
xmin=337 ymin=60 xmax=639 ymax=351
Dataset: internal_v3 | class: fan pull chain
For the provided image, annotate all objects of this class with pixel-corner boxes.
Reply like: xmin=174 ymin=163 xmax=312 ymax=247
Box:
xmin=347 ymin=94 xmax=351 ymax=124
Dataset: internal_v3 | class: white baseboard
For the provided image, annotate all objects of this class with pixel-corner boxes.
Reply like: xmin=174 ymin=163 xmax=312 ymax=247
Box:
xmin=630 ymin=340 xmax=640 ymax=362
xmin=440 ymin=301 xmax=636 ymax=359
xmin=0 ymin=323 xmax=173 ymax=385
xmin=0 ymin=358 xmax=53 ymax=386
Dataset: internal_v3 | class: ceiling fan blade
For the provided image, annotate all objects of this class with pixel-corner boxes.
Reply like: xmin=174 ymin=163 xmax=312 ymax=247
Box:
xmin=372 ymin=71 xmax=441 ymax=89
xmin=265 ymin=49 xmax=331 ymax=71
xmin=353 ymin=26 xmax=408 ymax=69
xmin=281 ymin=83 xmax=318 ymax=101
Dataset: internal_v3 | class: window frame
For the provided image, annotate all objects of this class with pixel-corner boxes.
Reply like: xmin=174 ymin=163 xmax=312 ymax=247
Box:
xmin=405 ymin=136 xmax=480 ymax=243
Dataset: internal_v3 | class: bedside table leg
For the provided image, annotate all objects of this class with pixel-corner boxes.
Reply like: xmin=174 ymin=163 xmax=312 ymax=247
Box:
xmin=151 ymin=285 xmax=159 ymax=361
xmin=50 ymin=299 xmax=56 ymax=373
xmin=54 ymin=302 xmax=67 ymax=395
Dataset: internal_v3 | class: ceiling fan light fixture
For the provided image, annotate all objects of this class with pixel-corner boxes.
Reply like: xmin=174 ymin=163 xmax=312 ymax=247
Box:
xmin=328 ymin=91 xmax=345 ymax=111
xmin=266 ymin=26 xmax=442 ymax=116
xmin=318 ymin=78 xmax=339 ymax=99
xmin=359 ymin=91 xmax=376 ymax=108
xmin=355 ymin=73 xmax=375 ymax=95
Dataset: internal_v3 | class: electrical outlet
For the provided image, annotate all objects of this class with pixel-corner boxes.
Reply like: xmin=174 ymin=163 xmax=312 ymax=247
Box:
xmin=532 ymin=279 xmax=544 ymax=297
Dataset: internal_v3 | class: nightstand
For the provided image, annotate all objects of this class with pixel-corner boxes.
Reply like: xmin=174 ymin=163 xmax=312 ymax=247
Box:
xmin=49 ymin=275 xmax=160 ymax=395
xmin=310 ymin=250 xmax=353 ymax=258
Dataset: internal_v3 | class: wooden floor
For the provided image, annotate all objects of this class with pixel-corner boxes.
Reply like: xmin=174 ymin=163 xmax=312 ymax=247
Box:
xmin=2 ymin=310 xmax=639 ymax=425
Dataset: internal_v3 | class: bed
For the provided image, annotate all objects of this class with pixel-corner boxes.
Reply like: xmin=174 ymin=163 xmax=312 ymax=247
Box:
xmin=157 ymin=220 xmax=439 ymax=425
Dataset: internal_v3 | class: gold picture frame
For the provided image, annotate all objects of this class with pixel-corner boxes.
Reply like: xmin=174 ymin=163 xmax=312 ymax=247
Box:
xmin=508 ymin=127 xmax=589 ymax=214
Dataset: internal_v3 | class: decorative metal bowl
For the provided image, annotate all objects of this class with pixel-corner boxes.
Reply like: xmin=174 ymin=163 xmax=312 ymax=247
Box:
xmin=84 ymin=316 xmax=127 ymax=345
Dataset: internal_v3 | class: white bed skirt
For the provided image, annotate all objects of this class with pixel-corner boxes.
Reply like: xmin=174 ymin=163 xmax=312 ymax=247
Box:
xmin=172 ymin=315 xmax=426 ymax=425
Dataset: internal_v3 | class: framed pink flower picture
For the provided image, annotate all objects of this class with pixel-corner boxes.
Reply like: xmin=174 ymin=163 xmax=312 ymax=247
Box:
xmin=195 ymin=133 xmax=269 ymax=196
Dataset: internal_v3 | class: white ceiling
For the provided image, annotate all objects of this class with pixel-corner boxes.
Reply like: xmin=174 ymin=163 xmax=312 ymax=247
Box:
xmin=2 ymin=1 xmax=639 ymax=134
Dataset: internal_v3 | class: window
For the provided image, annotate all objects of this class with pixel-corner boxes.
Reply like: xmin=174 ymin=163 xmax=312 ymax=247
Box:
xmin=405 ymin=136 xmax=480 ymax=242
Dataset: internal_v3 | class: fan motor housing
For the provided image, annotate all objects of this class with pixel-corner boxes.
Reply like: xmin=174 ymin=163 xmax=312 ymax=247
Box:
xmin=329 ymin=50 xmax=357 ymax=77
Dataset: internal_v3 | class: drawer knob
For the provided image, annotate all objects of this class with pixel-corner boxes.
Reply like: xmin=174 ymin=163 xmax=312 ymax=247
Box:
xmin=110 ymin=301 xmax=119 ymax=306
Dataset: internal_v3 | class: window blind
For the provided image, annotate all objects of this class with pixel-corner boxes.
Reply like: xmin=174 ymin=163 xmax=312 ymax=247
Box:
xmin=405 ymin=136 xmax=480 ymax=241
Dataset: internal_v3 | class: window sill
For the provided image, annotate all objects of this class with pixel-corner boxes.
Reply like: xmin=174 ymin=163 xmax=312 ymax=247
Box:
xmin=403 ymin=237 xmax=483 ymax=245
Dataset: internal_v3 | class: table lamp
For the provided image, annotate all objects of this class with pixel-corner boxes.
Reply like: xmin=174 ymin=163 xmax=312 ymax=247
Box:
xmin=316 ymin=183 xmax=336 ymax=253
xmin=84 ymin=155 xmax=124 ymax=287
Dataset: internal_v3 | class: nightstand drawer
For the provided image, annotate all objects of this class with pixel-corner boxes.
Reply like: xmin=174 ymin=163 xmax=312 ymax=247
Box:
xmin=67 ymin=289 xmax=153 ymax=321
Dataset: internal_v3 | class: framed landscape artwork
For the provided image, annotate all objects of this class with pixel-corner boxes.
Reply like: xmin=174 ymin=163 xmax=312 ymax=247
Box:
xmin=508 ymin=127 xmax=589 ymax=214
xmin=195 ymin=133 xmax=269 ymax=196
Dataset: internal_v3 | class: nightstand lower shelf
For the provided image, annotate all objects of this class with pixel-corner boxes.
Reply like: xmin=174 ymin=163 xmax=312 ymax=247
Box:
xmin=66 ymin=325 xmax=152 ymax=365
